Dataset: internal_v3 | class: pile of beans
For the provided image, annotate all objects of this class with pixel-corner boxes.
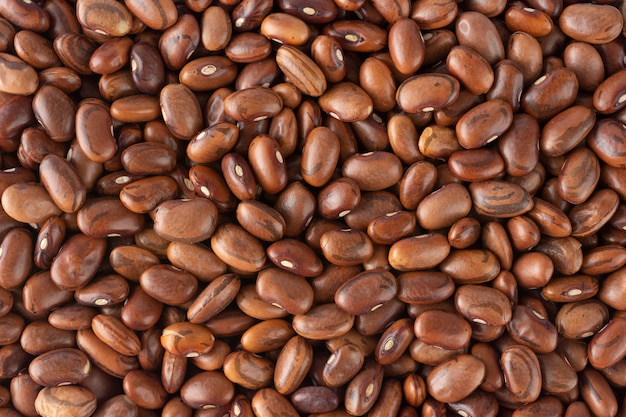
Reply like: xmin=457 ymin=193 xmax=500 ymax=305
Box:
xmin=1 ymin=0 xmax=626 ymax=415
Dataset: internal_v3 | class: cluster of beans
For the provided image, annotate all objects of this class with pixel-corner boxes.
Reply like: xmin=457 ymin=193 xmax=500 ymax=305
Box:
xmin=1 ymin=0 xmax=626 ymax=415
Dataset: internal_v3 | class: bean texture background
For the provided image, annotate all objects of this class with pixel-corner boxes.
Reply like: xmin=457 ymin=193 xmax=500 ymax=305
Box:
xmin=0 ymin=0 xmax=625 ymax=416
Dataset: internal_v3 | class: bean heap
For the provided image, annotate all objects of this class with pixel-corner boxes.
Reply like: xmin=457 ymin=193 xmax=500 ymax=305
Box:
xmin=0 ymin=0 xmax=626 ymax=415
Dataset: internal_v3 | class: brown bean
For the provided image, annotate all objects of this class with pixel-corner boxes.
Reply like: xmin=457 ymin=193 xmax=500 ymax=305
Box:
xmin=387 ymin=18 xmax=424 ymax=75
xmin=275 ymin=335 xmax=314 ymax=395
xmin=240 ymin=319 xmax=295 ymax=353
xmin=158 ymin=14 xmax=199 ymax=70
xmin=396 ymin=73 xmax=460 ymax=113
xmin=426 ymin=354 xmax=485 ymax=403
xmin=256 ymin=268 xmax=313 ymax=315
xmin=39 ymin=154 xmax=87 ymax=213
xmin=223 ymin=350 xmax=274 ymax=390
xmin=248 ymin=134 xmax=288 ymax=195
xmin=456 ymin=99 xmax=513 ymax=149
xmin=559 ymin=3 xmax=623 ymax=45
xmin=541 ymin=274 xmax=599 ymax=303
xmin=507 ymin=304 xmax=558 ymax=353
xmin=28 ymin=348 xmax=91 ymax=386
xmin=588 ymin=118 xmax=626 ymax=168
xmin=388 ymin=233 xmax=450 ymax=271
xmin=414 ymin=310 xmax=471 ymax=350
xmin=334 ymin=269 xmax=397 ymax=315
xmin=374 ymin=318 xmax=414 ymax=365
xmin=579 ymin=368 xmax=618 ymax=417
xmin=569 ymin=189 xmax=619 ymax=237
xmin=186 ymin=122 xmax=238 ymax=164
xmin=140 ymin=264 xmax=197 ymax=306
xmin=159 ymin=83 xmax=202 ymax=140
xmin=456 ymin=12 xmax=503 ymax=65
xmin=189 ymin=164 xmax=236 ymax=212
xmin=556 ymin=299 xmax=609 ymax=339
xmin=200 ymin=6 xmax=231 ymax=51
xmin=221 ymin=152 xmax=258 ymax=201
xmin=454 ymin=284 xmax=512 ymax=327
xmin=416 ymin=183 xmax=472 ymax=229
xmin=289 ymin=386 xmax=338 ymax=414
xmin=161 ymin=322 xmax=215 ymax=358
xmin=211 ymin=223 xmax=266 ymax=273
xmin=88 ymin=37 xmax=131 ymax=75
xmin=448 ymin=149 xmax=504 ymax=182
xmin=275 ymin=44 xmax=326 ymax=97
xmin=277 ymin=0 xmax=338 ymax=23
xmin=252 ymin=388 xmax=299 ymax=417
xmin=237 ymin=284 xmax=288 ymax=320
xmin=318 ymin=228 xmax=372 ymax=267
xmin=74 ymin=273 xmax=129 ymax=307
xmin=469 ymin=180 xmax=533 ymax=218
xmin=35 ymin=386 xmax=96 ymax=417
xmin=447 ymin=45 xmax=494 ymax=95
xmin=540 ymin=105 xmax=596 ymax=157
xmin=319 ymin=81 xmax=373 ymax=122
xmin=292 ymin=303 xmax=354 ymax=340
xmin=122 ymin=370 xmax=168 ymax=410
xmin=53 ymin=33 xmax=97 ymax=75
xmin=522 ymin=68 xmax=579 ymax=121
xmin=48 ymin=233 xmax=106 ymax=290
xmin=395 ymin=271 xmax=453 ymax=305
xmin=93 ymin=395 xmax=140 ymax=417
xmin=0 ymin=228 xmax=33 ymax=290
xmin=125 ymin=0 xmax=177 ymax=30
xmin=13 ymin=30 xmax=60 ymax=70
xmin=179 ymin=56 xmax=238 ymax=92
xmin=500 ymin=345 xmax=542 ymax=404
xmin=152 ymin=198 xmax=217 ymax=244
xmin=343 ymin=361 xmax=384 ymax=416
xmin=588 ymin=317 xmax=626 ymax=370
xmin=323 ymin=19 xmax=387 ymax=51
xmin=76 ymin=197 xmax=144 ymax=238
xmin=91 ymin=314 xmax=141 ymax=357
xmin=440 ymin=249 xmax=501 ymax=284
xmin=0 ymin=53 xmax=38 ymax=95
xmin=76 ymin=329 xmax=139 ymax=379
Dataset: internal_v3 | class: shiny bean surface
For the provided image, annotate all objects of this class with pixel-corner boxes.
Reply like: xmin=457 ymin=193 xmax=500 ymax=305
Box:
xmin=0 ymin=0 xmax=622 ymax=415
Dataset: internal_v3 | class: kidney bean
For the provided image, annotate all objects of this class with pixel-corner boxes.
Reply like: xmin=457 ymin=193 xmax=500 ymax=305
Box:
xmin=274 ymin=335 xmax=313 ymax=395
xmin=223 ymin=350 xmax=274 ymax=390
xmin=161 ymin=322 xmax=215 ymax=358
xmin=2 ymin=0 xmax=626 ymax=413
xmin=569 ymin=189 xmax=619 ymax=237
xmin=28 ymin=347 xmax=90 ymax=386
xmin=447 ymin=45 xmax=494 ymax=95
xmin=396 ymin=73 xmax=460 ymax=113
xmin=76 ymin=0 xmax=133 ymax=37
xmin=426 ymin=354 xmax=485 ymax=403
xmin=559 ymin=3 xmax=623 ymax=45
xmin=240 ymin=318 xmax=295 ymax=353
xmin=53 ymin=32 xmax=97 ymax=75
xmin=579 ymin=368 xmax=618 ymax=417
xmin=237 ymin=284 xmax=288 ymax=320
xmin=414 ymin=310 xmax=471 ymax=350
xmin=275 ymin=44 xmax=326 ymax=97
xmin=247 ymin=134 xmax=288 ymax=194
xmin=251 ymin=388 xmax=299 ymax=417
xmin=256 ymin=268 xmax=313 ymax=315
xmin=0 ymin=53 xmax=39 ymax=96
xmin=35 ymin=386 xmax=96 ymax=417
xmin=292 ymin=303 xmax=354 ymax=340
xmin=139 ymin=266 xmax=195 ymax=308
xmin=388 ymin=233 xmax=450 ymax=271
xmin=588 ymin=317 xmax=626 ymax=370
